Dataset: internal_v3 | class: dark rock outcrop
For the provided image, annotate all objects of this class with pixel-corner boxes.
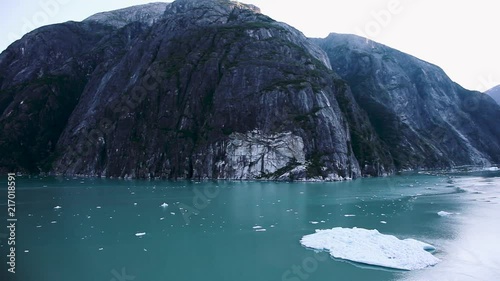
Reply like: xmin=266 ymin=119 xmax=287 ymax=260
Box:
xmin=313 ymin=33 xmax=500 ymax=170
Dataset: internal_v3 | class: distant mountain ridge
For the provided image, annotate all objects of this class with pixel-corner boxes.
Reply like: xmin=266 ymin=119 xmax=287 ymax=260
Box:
xmin=313 ymin=33 xmax=500 ymax=169
xmin=487 ymin=85 xmax=500 ymax=104
xmin=0 ymin=0 xmax=499 ymax=180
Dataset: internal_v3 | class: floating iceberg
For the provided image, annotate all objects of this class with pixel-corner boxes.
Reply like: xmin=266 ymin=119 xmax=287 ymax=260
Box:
xmin=437 ymin=211 xmax=454 ymax=217
xmin=437 ymin=211 xmax=460 ymax=217
xmin=300 ymin=227 xmax=440 ymax=271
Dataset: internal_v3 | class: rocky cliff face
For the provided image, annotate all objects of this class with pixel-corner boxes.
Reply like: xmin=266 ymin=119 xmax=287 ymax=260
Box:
xmin=487 ymin=85 xmax=500 ymax=104
xmin=1 ymin=1 xmax=498 ymax=180
xmin=313 ymin=33 xmax=500 ymax=170
xmin=0 ymin=0 xmax=362 ymax=180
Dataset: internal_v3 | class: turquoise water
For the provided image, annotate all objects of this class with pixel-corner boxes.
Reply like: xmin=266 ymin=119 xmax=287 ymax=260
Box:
xmin=1 ymin=171 xmax=499 ymax=281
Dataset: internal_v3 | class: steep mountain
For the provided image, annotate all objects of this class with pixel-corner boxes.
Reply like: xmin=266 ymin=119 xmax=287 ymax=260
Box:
xmin=487 ymin=85 xmax=500 ymax=104
xmin=1 ymin=1 xmax=498 ymax=180
xmin=313 ymin=33 xmax=500 ymax=169
xmin=0 ymin=0 xmax=378 ymax=180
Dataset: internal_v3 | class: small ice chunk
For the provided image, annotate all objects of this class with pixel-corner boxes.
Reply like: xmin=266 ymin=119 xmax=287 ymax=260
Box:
xmin=24 ymin=250 xmax=29 ymax=253
xmin=135 ymin=232 xmax=146 ymax=237
xmin=437 ymin=211 xmax=454 ymax=217
xmin=99 ymin=248 xmax=104 ymax=251
xmin=380 ymin=221 xmax=387 ymax=224
xmin=51 ymin=221 xmax=57 ymax=224
xmin=344 ymin=214 xmax=356 ymax=217
xmin=310 ymin=221 xmax=319 ymax=225
xmin=300 ymin=227 xmax=440 ymax=271
xmin=96 ymin=206 xmax=102 ymax=209
xmin=54 ymin=206 xmax=62 ymax=210
xmin=255 ymin=229 xmax=267 ymax=232
xmin=160 ymin=203 xmax=169 ymax=208
xmin=252 ymin=226 xmax=263 ymax=229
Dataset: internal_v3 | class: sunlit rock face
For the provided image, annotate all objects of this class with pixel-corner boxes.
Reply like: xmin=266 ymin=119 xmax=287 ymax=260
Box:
xmin=216 ymin=130 xmax=307 ymax=180
xmin=84 ymin=2 xmax=171 ymax=28
xmin=314 ymin=34 xmax=500 ymax=170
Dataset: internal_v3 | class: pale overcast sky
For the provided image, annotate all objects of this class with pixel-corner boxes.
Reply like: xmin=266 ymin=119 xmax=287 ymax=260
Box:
xmin=1 ymin=0 xmax=498 ymax=92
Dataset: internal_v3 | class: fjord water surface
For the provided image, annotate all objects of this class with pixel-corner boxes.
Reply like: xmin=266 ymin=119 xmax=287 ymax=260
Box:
xmin=1 ymin=171 xmax=499 ymax=281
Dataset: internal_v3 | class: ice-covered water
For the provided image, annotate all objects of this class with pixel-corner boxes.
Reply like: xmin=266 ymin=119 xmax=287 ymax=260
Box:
xmin=0 ymin=170 xmax=499 ymax=281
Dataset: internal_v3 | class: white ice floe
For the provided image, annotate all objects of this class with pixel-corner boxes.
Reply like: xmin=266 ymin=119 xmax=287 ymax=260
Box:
xmin=135 ymin=232 xmax=146 ymax=237
xmin=344 ymin=214 xmax=356 ymax=217
xmin=252 ymin=226 xmax=263 ymax=229
xmin=380 ymin=221 xmax=387 ymax=224
xmin=54 ymin=206 xmax=62 ymax=210
xmin=300 ymin=227 xmax=440 ymax=271
xmin=255 ymin=229 xmax=267 ymax=232
xmin=310 ymin=221 xmax=319 ymax=225
xmin=437 ymin=211 xmax=455 ymax=217
xmin=160 ymin=203 xmax=169 ymax=208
